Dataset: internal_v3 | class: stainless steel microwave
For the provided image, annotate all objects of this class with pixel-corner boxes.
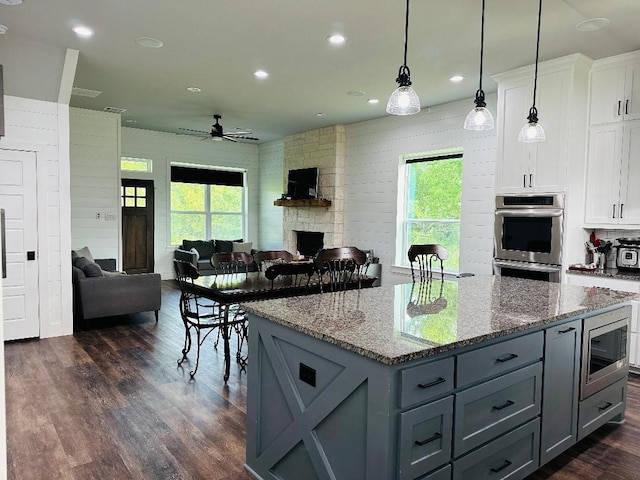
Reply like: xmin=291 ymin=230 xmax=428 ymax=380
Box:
xmin=494 ymin=194 xmax=564 ymax=266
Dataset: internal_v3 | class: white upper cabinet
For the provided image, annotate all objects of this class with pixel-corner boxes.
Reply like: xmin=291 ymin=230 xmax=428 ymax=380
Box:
xmin=590 ymin=55 xmax=640 ymax=125
xmin=494 ymin=54 xmax=591 ymax=195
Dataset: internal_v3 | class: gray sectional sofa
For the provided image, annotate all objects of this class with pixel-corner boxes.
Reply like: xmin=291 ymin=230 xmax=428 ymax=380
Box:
xmin=174 ymin=238 xmax=258 ymax=275
xmin=71 ymin=249 xmax=161 ymax=328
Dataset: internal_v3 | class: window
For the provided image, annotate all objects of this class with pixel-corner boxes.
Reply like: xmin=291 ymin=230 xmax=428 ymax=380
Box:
xmin=170 ymin=165 xmax=245 ymax=245
xmin=121 ymin=157 xmax=152 ymax=172
xmin=399 ymin=153 xmax=462 ymax=272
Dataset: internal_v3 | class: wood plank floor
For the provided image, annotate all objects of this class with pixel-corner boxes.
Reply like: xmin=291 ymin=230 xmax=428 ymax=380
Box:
xmin=5 ymin=280 xmax=640 ymax=479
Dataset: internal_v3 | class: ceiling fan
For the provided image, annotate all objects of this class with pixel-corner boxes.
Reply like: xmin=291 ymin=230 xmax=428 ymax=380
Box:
xmin=179 ymin=114 xmax=259 ymax=142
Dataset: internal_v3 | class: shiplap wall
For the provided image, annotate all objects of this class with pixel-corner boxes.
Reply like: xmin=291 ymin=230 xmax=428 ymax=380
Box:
xmin=3 ymin=95 xmax=73 ymax=337
xmin=257 ymin=140 xmax=285 ymax=250
xmin=121 ymin=127 xmax=260 ymax=279
xmin=70 ymin=108 xmax=121 ymax=262
xmin=344 ymin=96 xmax=498 ymax=284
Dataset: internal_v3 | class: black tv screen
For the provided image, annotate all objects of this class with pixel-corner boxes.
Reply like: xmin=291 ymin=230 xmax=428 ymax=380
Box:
xmin=287 ymin=167 xmax=318 ymax=199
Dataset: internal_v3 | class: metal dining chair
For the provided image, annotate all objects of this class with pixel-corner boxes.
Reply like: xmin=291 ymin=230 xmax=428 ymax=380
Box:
xmin=264 ymin=261 xmax=315 ymax=291
xmin=408 ymin=244 xmax=449 ymax=282
xmin=314 ymin=247 xmax=368 ymax=292
xmin=255 ymin=250 xmax=294 ymax=271
xmin=210 ymin=251 xmax=254 ymax=275
xmin=173 ymin=259 xmax=246 ymax=379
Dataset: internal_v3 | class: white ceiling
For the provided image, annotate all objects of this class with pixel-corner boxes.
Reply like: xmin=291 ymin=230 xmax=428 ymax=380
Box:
xmin=2 ymin=0 xmax=639 ymax=143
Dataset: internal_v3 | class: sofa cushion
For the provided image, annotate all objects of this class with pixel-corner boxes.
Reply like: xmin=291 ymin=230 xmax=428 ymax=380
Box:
xmin=82 ymin=261 xmax=104 ymax=278
xmin=182 ymin=239 xmax=216 ymax=259
xmin=74 ymin=246 xmax=94 ymax=262
xmin=74 ymin=256 xmax=93 ymax=270
xmin=103 ymin=270 xmax=127 ymax=277
xmin=216 ymin=238 xmax=243 ymax=253
xmin=232 ymin=241 xmax=253 ymax=254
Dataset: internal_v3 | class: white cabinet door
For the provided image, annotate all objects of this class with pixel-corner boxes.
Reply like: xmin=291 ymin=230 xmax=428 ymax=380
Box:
xmin=584 ymin=124 xmax=623 ymax=225
xmin=624 ymin=63 xmax=640 ymax=121
xmin=619 ymin=120 xmax=640 ymax=224
xmin=589 ymin=66 xmax=626 ymax=125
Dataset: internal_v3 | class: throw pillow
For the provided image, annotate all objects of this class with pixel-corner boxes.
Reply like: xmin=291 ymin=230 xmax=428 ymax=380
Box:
xmin=215 ymin=240 xmax=233 ymax=253
xmin=73 ymin=256 xmax=93 ymax=270
xmin=189 ymin=247 xmax=200 ymax=262
xmin=232 ymin=241 xmax=253 ymax=254
xmin=198 ymin=240 xmax=216 ymax=259
xmin=75 ymin=246 xmax=94 ymax=262
xmin=82 ymin=261 xmax=104 ymax=277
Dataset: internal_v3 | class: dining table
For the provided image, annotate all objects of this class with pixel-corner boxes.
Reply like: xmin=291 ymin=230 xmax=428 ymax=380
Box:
xmin=189 ymin=266 xmax=378 ymax=382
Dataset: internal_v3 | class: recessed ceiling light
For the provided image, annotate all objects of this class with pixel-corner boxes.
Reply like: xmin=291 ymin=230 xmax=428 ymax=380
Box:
xmin=368 ymin=98 xmax=380 ymax=104
xmin=73 ymin=25 xmax=94 ymax=38
xmin=124 ymin=119 xmax=137 ymax=123
xmin=0 ymin=25 xmax=7 ymax=35
xmin=576 ymin=18 xmax=610 ymax=32
xmin=186 ymin=86 xmax=202 ymax=93
xmin=254 ymin=70 xmax=269 ymax=79
xmin=316 ymin=112 xmax=325 ymax=117
xmin=135 ymin=37 xmax=163 ymax=48
xmin=347 ymin=90 xmax=365 ymax=97
xmin=450 ymin=75 xmax=464 ymax=82
xmin=327 ymin=34 xmax=346 ymax=45
xmin=0 ymin=0 xmax=23 ymax=5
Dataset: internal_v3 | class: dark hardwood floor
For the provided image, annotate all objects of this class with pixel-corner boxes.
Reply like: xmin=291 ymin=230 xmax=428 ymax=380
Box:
xmin=5 ymin=281 xmax=640 ymax=479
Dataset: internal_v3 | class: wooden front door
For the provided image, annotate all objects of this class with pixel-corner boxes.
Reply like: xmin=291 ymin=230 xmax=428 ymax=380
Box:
xmin=121 ymin=179 xmax=154 ymax=274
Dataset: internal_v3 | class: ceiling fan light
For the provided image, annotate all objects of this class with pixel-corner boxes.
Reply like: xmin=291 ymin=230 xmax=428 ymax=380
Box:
xmin=464 ymin=106 xmax=494 ymax=130
xmin=518 ymin=121 xmax=546 ymax=143
xmin=386 ymin=85 xmax=421 ymax=115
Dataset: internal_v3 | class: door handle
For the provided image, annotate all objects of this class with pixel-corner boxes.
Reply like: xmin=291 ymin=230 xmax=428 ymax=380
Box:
xmin=523 ymin=174 xmax=526 ymax=188
xmin=618 ymin=100 xmax=622 ymax=116
xmin=529 ymin=173 xmax=532 ymax=188
xmin=613 ymin=204 xmax=617 ymax=219
xmin=621 ymin=203 xmax=624 ymax=218
xmin=626 ymin=99 xmax=629 ymax=115
xmin=27 ymin=251 xmax=36 ymax=261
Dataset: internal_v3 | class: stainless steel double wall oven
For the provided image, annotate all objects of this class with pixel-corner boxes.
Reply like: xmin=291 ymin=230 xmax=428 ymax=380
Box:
xmin=493 ymin=194 xmax=564 ymax=282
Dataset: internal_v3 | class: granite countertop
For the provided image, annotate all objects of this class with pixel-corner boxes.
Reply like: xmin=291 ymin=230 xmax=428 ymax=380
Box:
xmin=241 ymin=275 xmax=637 ymax=366
xmin=567 ymin=267 xmax=640 ymax=281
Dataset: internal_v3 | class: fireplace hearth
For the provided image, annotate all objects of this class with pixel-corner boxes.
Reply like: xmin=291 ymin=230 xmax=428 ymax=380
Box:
xmin=296 ymin=231 xmax=324 ymax=258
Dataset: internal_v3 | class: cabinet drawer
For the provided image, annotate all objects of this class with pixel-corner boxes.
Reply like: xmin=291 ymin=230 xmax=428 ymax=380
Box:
xmin=578 ymin=377 xmax=627 ymax=441
xmin=399 ymin=396 xmax=453 ymax=480
xmin=400 ymin=357 xmax=454 ymax=408
xmin=452 ymin=418 xmax=540 ymax=480
xmin=418 ymin=464 xmax=451 ymax=480
xmin=454 ymin=362 xmax=542 ymax=457
xmin=456 ymin=331 xmax=543 ymax=387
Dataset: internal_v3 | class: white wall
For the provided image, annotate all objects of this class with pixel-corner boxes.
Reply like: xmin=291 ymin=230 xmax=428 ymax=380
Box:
xmin=344 ymin=96 xmax=498 ymax=285
xmin=121 ymin=127 xmax=261 ymax=278
xmin=2 ymin=95 xmax=73 ymax=337
xmin=69 ymin=108 xmax=121 ymax=262
xmin=257 ymin=140 xmax=285 ymax=250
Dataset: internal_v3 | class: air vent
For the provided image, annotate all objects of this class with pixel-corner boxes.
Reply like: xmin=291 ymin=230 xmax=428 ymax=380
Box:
xmin=103 ymin=106 xmax=127 ymax=114
xmin=71 ymin=87 xmax=102 ymax=98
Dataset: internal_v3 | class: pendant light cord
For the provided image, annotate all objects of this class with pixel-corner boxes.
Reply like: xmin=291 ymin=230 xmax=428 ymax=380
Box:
xmin=479 ymin=0 xmax=485 ymax=92
xmin=403 ymin=0 xmax=410 ymax=67
xmin=532 ymin=0 xmax=543 ymax=111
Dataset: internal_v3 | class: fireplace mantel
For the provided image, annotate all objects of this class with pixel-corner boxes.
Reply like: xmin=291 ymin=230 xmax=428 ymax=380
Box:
xmin=274 ymin=198 xmax=332 ymax=207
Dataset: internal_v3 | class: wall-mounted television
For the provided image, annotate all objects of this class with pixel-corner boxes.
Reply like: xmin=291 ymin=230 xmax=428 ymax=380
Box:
xmin=287 ymin=167 xmax=318 ymax=199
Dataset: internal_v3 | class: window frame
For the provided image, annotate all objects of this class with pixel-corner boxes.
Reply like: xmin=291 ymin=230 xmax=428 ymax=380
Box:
xmin=121 ymin=156 xmax=153 ymax=173
xmin=169 ymin=163 xmax=247 ymax=246
xmin=395 ymin=149 xmax=463 ymax=273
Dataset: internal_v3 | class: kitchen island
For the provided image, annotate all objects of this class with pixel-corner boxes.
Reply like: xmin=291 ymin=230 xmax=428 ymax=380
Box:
xmin=241 ymin=276 xmax=637 ymax=480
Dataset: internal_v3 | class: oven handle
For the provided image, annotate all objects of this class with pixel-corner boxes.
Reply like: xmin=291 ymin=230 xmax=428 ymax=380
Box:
xmin=493 ymin=260 xmax=561 ymax=273
xmin=495 ymin=209 xmax=564 ymax=218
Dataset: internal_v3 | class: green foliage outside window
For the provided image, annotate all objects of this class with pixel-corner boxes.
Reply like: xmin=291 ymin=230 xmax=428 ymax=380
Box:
xmin=401 ymin=281 xmax=459 ymax=345
xmin=406 ymin=157 xmax=462 ymax=271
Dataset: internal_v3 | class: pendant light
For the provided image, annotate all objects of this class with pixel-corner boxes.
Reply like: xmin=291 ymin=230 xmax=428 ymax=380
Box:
xmin=464 ymin=0 xmax=494 ymax=131
xmin=518 ymin=0 xmax=546 ymax=143
xmin=386 ymin=0 xmax=420 ymax=116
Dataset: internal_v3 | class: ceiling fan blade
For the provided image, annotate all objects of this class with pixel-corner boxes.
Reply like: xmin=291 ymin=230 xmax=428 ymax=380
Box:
xmin=222 ymin=136 xmax=238 ymax=143
xmin=178 ymin=127 xmax=210 ymax=135
xmin=230 ymin=135 xmax=259 ymax=141
xmin=227 ymin=130 xmax=253 ymax=135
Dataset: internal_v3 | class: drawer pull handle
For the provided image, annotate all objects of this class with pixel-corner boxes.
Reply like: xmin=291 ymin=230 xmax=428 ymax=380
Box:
xmin=598 ymin=401 xmax=613 ymax=411
xmin=417 ymin=377 xmax=446 ymax=389
xmin=414 ymin=432 xmax=442 ymax=446
xmin=490 ymin=460 xmax=512 ymax=473
xmin=496 ymin=353 xmax=518 ymax=363
xmin=558 ymin=327 xmax=576 ymax=334
xmin=492 ymin=400 xmax=515 ymax=411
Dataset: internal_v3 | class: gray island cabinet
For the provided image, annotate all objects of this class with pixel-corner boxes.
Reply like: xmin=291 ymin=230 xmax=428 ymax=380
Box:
xmin=241 ymin=276 xmax=636 ymax=480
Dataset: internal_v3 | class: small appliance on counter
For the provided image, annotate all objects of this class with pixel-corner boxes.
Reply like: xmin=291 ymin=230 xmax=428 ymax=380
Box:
xmin=615 ymin=237 xmax=640 ymax=271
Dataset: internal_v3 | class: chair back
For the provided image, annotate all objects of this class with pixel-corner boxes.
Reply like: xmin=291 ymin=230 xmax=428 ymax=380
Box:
xmin=264 ymin=262 xmax=315 ymax=289
xmin=314 ymin=247 xmax=367 ymax=292
xmin=173 ymin=259 xmax=203 ymax=320
xmin=255 ymin=250 xmax=294 ymax=270
xmin=406 ymin=280 xmax=448 ymax=317
xmin=408 ymin=244 xmax=449 ymax=282
xmin=211 ymin=252 xmax=253 ymax=274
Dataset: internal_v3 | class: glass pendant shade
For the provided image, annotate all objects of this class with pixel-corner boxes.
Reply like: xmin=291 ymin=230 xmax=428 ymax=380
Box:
xmin=464 ymin=106 xmax=494 ymax=130
xmin=518 ymin=121 xmax=546 ymax=142
xmin=386 ymin=85 xmax=421 ymax=115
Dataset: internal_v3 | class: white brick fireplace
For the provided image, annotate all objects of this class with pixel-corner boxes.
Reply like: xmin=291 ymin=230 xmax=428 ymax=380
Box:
xmin=282 ymin=125 xmax=345 ymax=255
